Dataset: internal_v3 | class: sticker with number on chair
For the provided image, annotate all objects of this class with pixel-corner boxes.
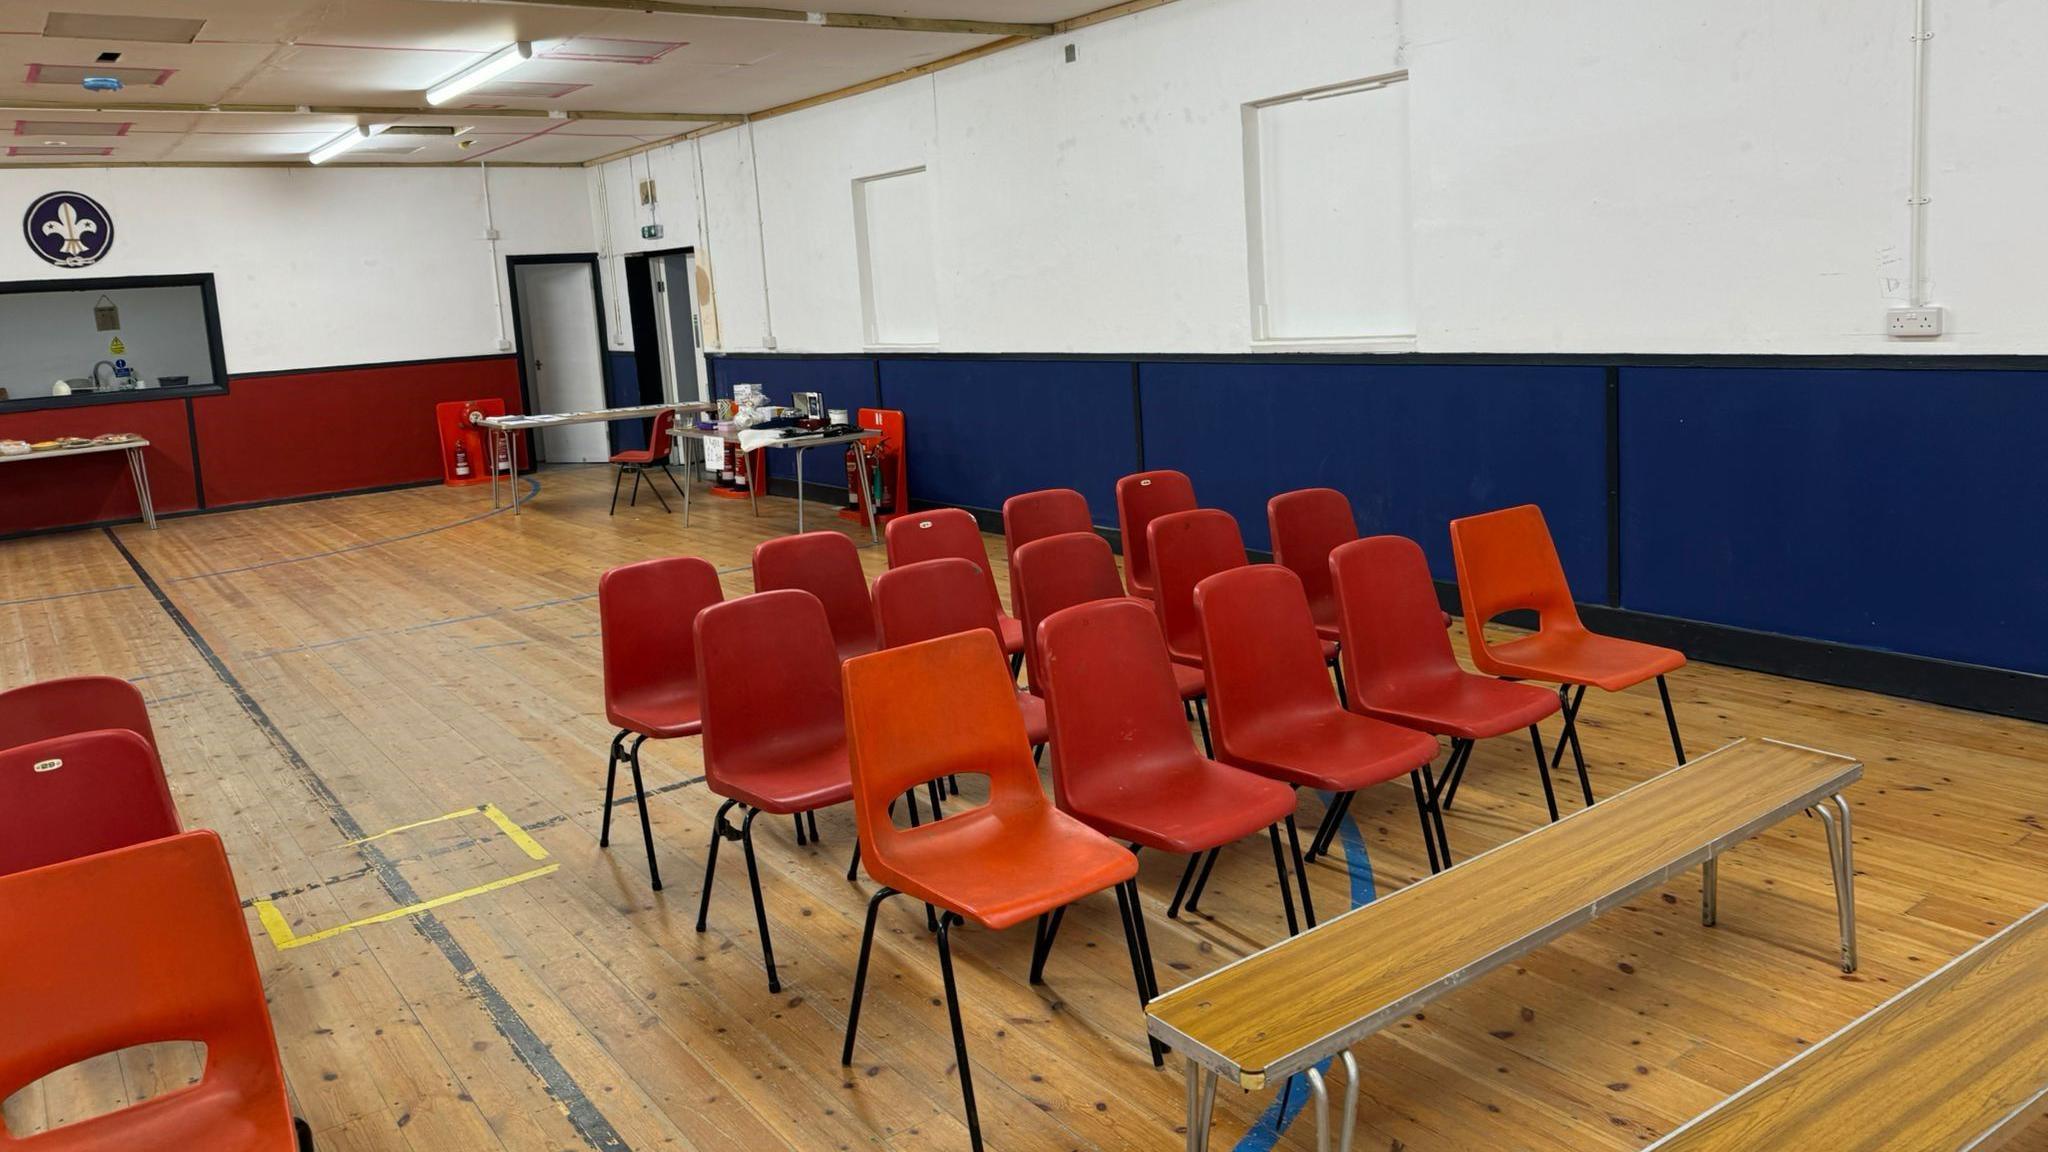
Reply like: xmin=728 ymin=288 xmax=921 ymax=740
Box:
xmin=33 ymin=759 xmax=61 ymax=773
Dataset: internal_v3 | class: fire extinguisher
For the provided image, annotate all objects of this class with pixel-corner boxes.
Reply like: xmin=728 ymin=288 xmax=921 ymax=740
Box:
xmin=843 ymin=448 xmax=862 ymax=512
xmin=868 ymin=438 xmax=891 ymax=513
xmin=453 ymin=441 xmax=472 ymax=479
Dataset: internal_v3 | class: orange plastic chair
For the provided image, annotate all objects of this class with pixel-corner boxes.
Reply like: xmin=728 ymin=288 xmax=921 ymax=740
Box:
xmin=840 ymin=631 xmax=1159 ymax=1150
xmin=1000 ymin=488 xmax=1091 ymax=617
xmin=872 ymin=558 xmax=1048 ymax=748
xmin=1012 ymin=531 xmax=1210 ymax=753
xmin=598 ymin=555 xmax=725 ymax=892
xmin=752 ymin=531 xmax=877 ymax=663
xmin=1450 ymin=504 xmax=1689 ymax=801
xmin=1114 ymin=469 xmax=1195 ymax=601
xmin=0 ymin=729 xmax=179 ymax=879
xmin=884 ymin=509 xmax=1025 ymax=671
xmin=0 ymin=831 xmax=305 ymax=1152
xmin=0 ymin=675 xmax=157 ymax=756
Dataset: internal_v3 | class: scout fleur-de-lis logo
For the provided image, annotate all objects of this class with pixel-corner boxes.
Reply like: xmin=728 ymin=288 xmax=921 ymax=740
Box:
xmin=23 ymin=191 xmax=115 ymax=268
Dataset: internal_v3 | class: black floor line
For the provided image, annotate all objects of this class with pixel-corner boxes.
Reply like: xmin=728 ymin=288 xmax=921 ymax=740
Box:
xmin=104 ymin=526 xmax=629 ymax=1152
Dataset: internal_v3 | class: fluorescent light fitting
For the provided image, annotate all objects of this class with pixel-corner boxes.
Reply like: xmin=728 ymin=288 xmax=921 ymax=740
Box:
xmin=309 ymin=124 xmax=374 ymax=165
xmin=426 ymin=42 xmax=533 ymax=107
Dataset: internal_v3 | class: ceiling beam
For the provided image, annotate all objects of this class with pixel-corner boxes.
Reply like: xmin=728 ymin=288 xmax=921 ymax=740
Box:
xmin=0 ymin=99 xmax=742 ymax=123
xmin=419 ymin=0 xmax=1053 ymax=37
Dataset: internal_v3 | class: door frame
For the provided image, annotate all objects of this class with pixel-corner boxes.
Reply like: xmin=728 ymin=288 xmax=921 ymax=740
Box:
xmin=505 ymin=253 xmax=614 ymax=464
xmin=622 ymin=244 xmax=703 ymax=405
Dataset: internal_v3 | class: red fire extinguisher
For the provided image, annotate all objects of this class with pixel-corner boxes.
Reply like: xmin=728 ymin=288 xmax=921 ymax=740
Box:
xmin=453 ymin=441 xmax=472 ymax=479
xmin=843 ymin=448 xmax=862 ymax=512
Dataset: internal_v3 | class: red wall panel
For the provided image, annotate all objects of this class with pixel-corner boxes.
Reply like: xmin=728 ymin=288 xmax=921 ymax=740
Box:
xmin=193 ymin=356 xmax=520 ymax=507
xmin=0 ymin=398 xmax=199 ymax=536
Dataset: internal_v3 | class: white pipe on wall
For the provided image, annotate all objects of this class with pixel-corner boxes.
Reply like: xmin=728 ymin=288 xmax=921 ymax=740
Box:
xmin=1907 ymin=0 xmax=1932 ymax=307
xmin=480 ymin=161 xmax=509 ymax=351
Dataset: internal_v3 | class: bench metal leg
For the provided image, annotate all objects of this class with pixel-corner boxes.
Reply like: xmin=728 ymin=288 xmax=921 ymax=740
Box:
xmin=1305 ymin=1052 xmax=1359 ymax=1152
xmin=1184 ymin=1063 xmax=1217 ymax=1152
xmin=1814 ymin=794 xmax=1858 ymax=972
xmin=1701 ymin=856 xmax=1718 ymax=927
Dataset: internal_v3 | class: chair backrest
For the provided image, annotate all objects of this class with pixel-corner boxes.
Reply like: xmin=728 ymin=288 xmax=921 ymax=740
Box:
xmin=1002 ymin=489 xmax=1092 ymax=616
xmin=1013 ymin=531 xmax=1130 ymax=693
xmin=1115 ymin=470 xmax=1195 ymax=596
xmin=752 ymin=531 xmax=878 ymax=660
xmin=1195 ymin=565 xmax=1342 ymax=750
xmin=0 ymin=675 xmax=157 ymax=756
xmin=599 ymin=556 xmax=723 ymax=714
xmin=1039 ymin=598 xmax=1204 ymax=812
xmin=872 ymin=558 xmax=1003 ymax=650
xmin=0 ymin=729 xmax=179 ymax=879
xmin=696 ymin=590 xmax=846 ymax=791
xmin=1448 ymin=504 xmax=1582 ymax=635
xmin=646 ymin=407 xmax=677 ymax=453
xmin=1268 ymin=488 xmax=1358 ymax=630
xmin=1148 ymin=508 xmax=1248 ymax=665
xmin=885 ymin=509 xmax=1005 ymax=619
xmin=1332 ymin=536 xmax=1463 ymax=709
xmin=843 ymin=630 xmax=1042 ymax=866
xmin=0 ymin=831 xmax=291 ymax=1146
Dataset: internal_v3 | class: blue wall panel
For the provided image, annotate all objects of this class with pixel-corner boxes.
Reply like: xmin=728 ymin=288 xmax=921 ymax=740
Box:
xmin=878 ymin=359 xmax=1137 ymax=520
xmin=1139 ymin=362 xmax=1610 ymax=596
xmin=1620 ymin=367 xmax=2048 ymax=673
xmin=710 ymin=356 xmax=881 ymax=480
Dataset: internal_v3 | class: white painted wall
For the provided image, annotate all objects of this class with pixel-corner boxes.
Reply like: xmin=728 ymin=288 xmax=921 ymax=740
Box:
xmin=0 ymin=166 xmax=593 ymax=375
xmin=585 ymin=0 xmax=2048 ymax=356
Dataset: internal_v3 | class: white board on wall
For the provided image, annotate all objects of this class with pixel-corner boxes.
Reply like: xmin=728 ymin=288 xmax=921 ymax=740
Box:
xmin=853 ymin=166 xmax=939 ymax=346
xmin=1245 ymin=73 xmax=1413 ymax=343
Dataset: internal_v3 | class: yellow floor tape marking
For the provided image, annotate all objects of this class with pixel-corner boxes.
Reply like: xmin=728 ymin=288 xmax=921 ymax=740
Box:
xmin=256 ymin=803 xmax=554 ymax=950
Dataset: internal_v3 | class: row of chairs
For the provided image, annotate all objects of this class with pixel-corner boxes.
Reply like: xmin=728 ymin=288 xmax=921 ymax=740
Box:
xmin=0 ymin=677 xmax=309 ymax=1151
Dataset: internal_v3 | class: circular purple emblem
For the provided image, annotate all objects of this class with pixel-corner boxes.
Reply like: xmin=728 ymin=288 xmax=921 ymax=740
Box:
xmin=23 ymin=191 xmax=114 ymax=268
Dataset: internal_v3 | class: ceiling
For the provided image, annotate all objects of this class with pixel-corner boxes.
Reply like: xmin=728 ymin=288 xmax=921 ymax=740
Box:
xmin=0 ymin=0 xmax=1112 ymax=166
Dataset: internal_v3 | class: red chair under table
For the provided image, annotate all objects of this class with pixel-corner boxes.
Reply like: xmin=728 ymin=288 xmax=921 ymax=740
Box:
xmin=1196 ymin=565 xmax=1450 ymax=872
xmin=1000 ymin=488 xmax=1091 ymax=617
xmin=1324 ymin=536 xmax=1564 ymax=862
xmin=0 ymin=674 xmax=157 ymax=756
xmin=873 ymin=558 xmax=1049 ymax=752
xmin=0 ymin=729 xmax=179 ymax=879
xmin=695 ymin=589 xmax=856 ymax=992
xmin=609 ymin=407 xmax=689 ymax=519
xmin=1114 ymin=469 xmax=1195 ymax=602
xmin=1450 ymin=504 xmax=1689 ymax=805
xmin=752 ymin=531 xmax=878 ymax=663
xmin=598 ymin=556 xmax=725 ymax=892
xmin=840 ymin=630 xmax=1159 ymax=1152
xmin=0 ymin=830 xmax=311 ymax=1151
xmin=884 ymin=509 xmax=1025 ymax=674
xmin=1013 ymin=531 xmax=1211 ymax=753
xmin=1040 ymin=598 xmax=1308 ymax=940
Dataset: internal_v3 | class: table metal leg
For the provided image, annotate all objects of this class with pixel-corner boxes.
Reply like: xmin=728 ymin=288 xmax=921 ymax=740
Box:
xmin=506 ymin=429 xmax=523 ymax=516
xmin=487 ymin=428 xmax=499 ymax=509
xmin=747 ymin=450 xmax=761 ymax=517
xmin=125 ymin=446 xmax=156 ymax=529
xmin=1338 ymin=1052 xmax=1358 ymax=1152
xmin=795 ymin=446 xmax=806 ymax=533
xmin=1184 ymin=1063 xmax=1217 ymax=1152
xmin=1306 ymin=1068 xmax=1329 ymax=1152
xmin=1815 ymin=794 xmax=1857 ymax=972
xmin=853 ymin=440 xmax=879 ymax=546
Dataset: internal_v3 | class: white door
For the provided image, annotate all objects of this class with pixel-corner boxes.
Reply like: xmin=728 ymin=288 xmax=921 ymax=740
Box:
xmin=653 ymin=252 xmax=715 ymax=473
xmin=518 ymin=262 xmax=609 ymax=463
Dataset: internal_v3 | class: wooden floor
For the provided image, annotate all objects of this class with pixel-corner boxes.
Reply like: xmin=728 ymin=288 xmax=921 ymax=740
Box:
xmin=4 ymin=463 xmax=2045 ymax=1152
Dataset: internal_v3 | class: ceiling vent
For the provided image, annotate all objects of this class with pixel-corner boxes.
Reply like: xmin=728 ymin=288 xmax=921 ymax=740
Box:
xmin=378 ymin=124 xmax=472 ymax=137
xmin=15 ymin=120 xmax=130 ymax=137
xmin=538 ymin=38 xmax=686 ymax=65
xmin=27 ymin=63 xmax=173 ymax=87
xmin=7 ymin=145 xmax=114 ymax=157
xmin=42 ymin=12 xmax=205 ymax=44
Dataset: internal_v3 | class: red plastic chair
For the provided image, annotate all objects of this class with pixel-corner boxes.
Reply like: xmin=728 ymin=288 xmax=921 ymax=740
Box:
xmin=1268 ymin=488 xmax=1358 ymax=645
xmin=840 ymin=630 xmax=1158 ymax=1150
xmin=0 ymin=730 xmax=178 ymax=880
xmin=1196 ymin=565 xmax=1450 ymax=872
xmin=1114 ymin=469 xmax=1195 ymax=602
xmin=609 ymin=407 xmax=689 ymax=519
xmin=599 ymin=555 xmax=724 ymax=892
xmin=1450 ymin=504 xmax=1689 ymax=801
xmin=1329 ymin=536 xmax=1564 ymax=861
xmin=694 ymin=589 xmax=856 ymax=992
xmin=1039 ymin=598 xmax=1310 ymax=938
xmin=872 ymin=558 xmax=1048 ymax=749
xmin=1001 ymin=488 xmax=1091 ymax=617
xmin=1148 ymin=508 xmax=1250 ymax=668
xmin=883 ymin=509 xmax=1025 ymax=670
xmin=0 ymin=831 xmax=305 ymax=1152
xmin=1013 ymin=531 xmax=1210 ymax=753
xmin=752 ymin=530 xmax=878 ymax=663
xmin=0 ymin=675 xmax=157 ymax=756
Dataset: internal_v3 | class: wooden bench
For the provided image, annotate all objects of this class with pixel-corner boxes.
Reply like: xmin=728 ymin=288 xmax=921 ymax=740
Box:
xmin=1146 ymin=737 xmax=1861 ymax=1152
xmin=1648 ymin=899 xmax=2048 ymax=1151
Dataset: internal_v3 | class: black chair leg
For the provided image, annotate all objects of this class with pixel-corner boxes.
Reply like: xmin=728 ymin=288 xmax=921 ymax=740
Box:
xmin=845 ymin=838 xmax=862 ymax=882
xmin=1422 ymin=762 xmax=1453 ymax=867
xmin=808 ymin=809 xmax=821 ymax=841
xmin=1330 ymin=652 xmax=1346 ymax=706
xmin=608 ymin=467 xmax=626 ymax=516
xmin=661 ymin=463 xmax=687 ymax=500
xmin=738 ymin=807 xmax=781 ymax=993
xmin=1307 ymin=791 xmax=1353 ymax=862
xmin=1193 ymin=696 xmax=1213 ymax=758
xmin=933 ymin=913 xmax=983 ymax=1152
xmin=1555 ymin=684 xmax=1593 ymax=805
xmin=1411 ymin=770 xmax=1443 ymax=874
xmin=1009 ymin=651 xmax=1024 ymax=680
xmin=1184 ymin=846 xmax=1221 ymax=913
xmin=695 ymin=798 xmax=737 ymax=930
xmin=1166 ymin=851 xmax=1202 ymax=919
xmin=1029 ymin=905 xmax=1065 ymax=984
xmin=296 ymin=1117 xmax=315 ymax=1152
xmin=628 ymin=468 xmax=642 ymax=507
xmin=1267 ymin=823 xmax=1299 ymax=936
xmin=1440 ymin=739 xmax=1474 ymax=810
xmin=646 ymin=470 xmax=673 ymax=513
xmin=842 ymin=886 xmax=898 ymax=1064
xmin=794 ymin=812 xmax=808 ymax=846
xmin=1285 ymin=814 xmax=1316 ymax=927
xmin=626 ymin=735 xmax=661 ymax=890
xmin=1112 ymin=882 xmax=1166 ymax=1066
xmin=927 ymin=778 xmax=946 ymax=819
xmin=1529 ymin=725 xmax=1561 ymax=821
xmin=1657 ymin=675 xmax=1687 ymax=764
xmin=599 ymin=729 xmax=625 ymax=846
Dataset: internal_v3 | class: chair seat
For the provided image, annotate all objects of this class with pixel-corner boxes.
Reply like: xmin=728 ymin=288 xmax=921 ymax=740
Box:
xmin=1355 ymin=674 xmax=1561 ymax=741
xmin=1483 ymin=627 xmax=1686 ymax=693
xmin=708 ymin=742 xmax=854 ymax=814
xmin=1172 ymin=662 xmax=1206 ymax=701
xmin=1066 ymin=759 xmax=1295 ymax=855
xmin=610 ymin=448 xmax=663 ymax=465
xmin=21 ymin=1081 xmax=293 ymax=1152
xmin=1222 ymin=711 xmax=1439 ymax=792
xmin=997 ymin=614 xmax=1024 ymax=657
xmin=871 ymin=803 xmax=1138 ymax=930
xmin=1017 ymin=690 xmax=1049 ymax=746
xmin=607 ymin=690 xmax=702 ymax=739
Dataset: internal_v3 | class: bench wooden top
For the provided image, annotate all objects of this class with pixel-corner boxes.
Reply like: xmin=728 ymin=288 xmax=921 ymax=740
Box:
xmin=1147 ymin=737 xmax=1860 ymax=1086
xmin=1647 ymin=901 xmax=2048 ymax=1151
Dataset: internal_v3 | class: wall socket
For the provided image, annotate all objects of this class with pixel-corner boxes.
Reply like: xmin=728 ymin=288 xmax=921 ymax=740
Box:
xmin=1886 ymin=307 xmax=1944 ymax=338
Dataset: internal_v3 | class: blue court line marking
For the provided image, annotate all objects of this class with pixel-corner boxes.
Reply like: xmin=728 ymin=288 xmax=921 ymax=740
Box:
xmin=1233 ymin=793 xmax=1376 ymax=1151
